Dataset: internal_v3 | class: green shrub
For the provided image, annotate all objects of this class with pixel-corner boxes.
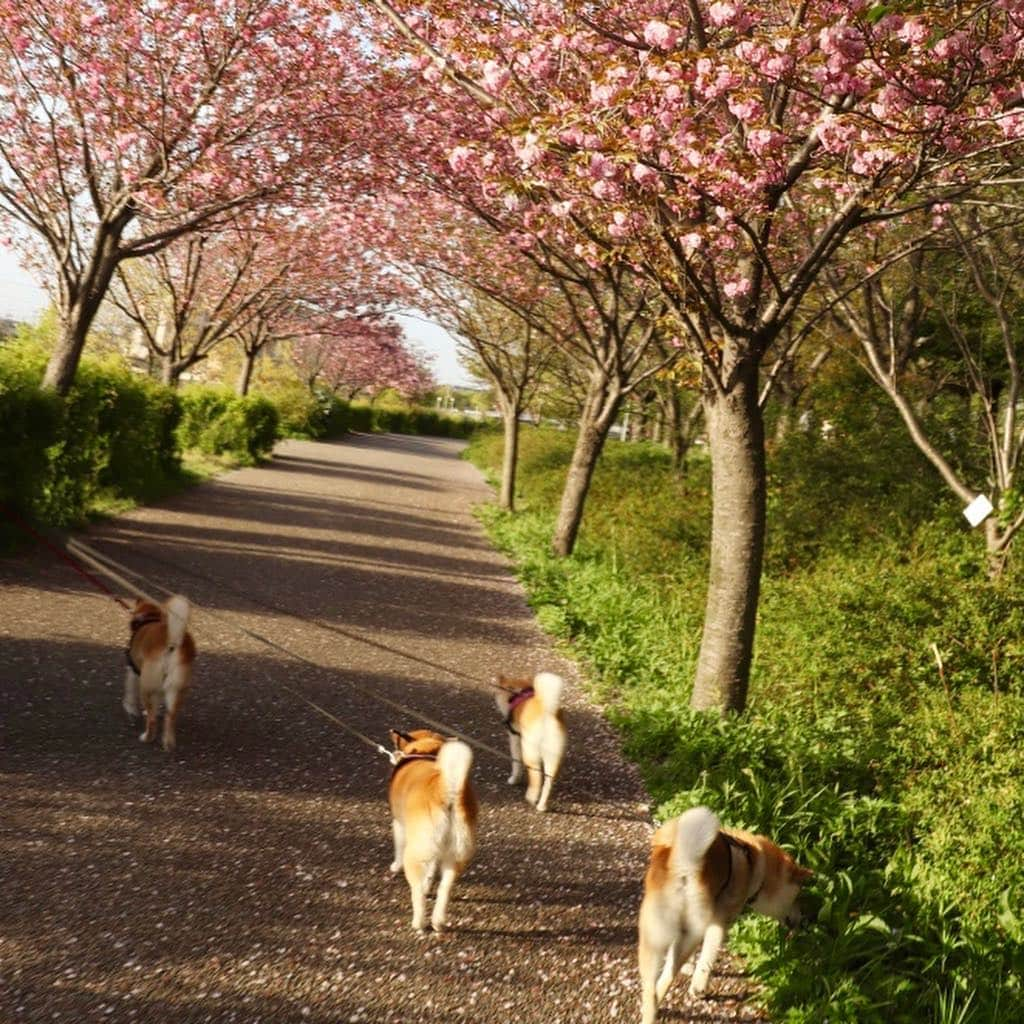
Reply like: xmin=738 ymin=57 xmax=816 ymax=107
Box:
xmin=0 ymin=343 xmax=184 ymax=541
xmin=0 ymin=342 xmax=62 ymax=522
xmin=264 ymin=382 xmax=330 ymax=439
xmin=176 ymin=387 xmax=278 ymax=465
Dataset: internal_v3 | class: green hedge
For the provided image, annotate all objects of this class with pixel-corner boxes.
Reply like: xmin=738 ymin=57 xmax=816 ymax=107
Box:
xmin=1 ymin=339 xmax=479 ymax=546
xmin=270 ymin=389 xmax=480 ymax=440
xmin=0 ymin=344 xmax=181 ymax=535
xmin=176 ymin=387 xmax=278 ymax=464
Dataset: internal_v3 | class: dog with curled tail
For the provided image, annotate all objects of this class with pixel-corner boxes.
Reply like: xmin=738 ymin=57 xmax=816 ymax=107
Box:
xmin=494 ymin=671 xmax=567 ymax=813
xmin=122 ymin=594 xmax=195 ymax=752
xmin=387 ymin=729 xmax=478 ymax=933
xmin=638 ymin=806 xmax=813 ymax=1023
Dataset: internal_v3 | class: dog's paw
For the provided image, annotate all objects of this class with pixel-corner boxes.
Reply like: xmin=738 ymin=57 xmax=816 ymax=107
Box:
xmin=690 ymin=974 xmax=710 ymax=999
xmin=388 ymin=862 xmax=402 ymax=875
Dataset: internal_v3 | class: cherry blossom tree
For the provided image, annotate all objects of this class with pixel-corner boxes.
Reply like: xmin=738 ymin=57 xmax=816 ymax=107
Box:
xmin=110 ymin=207 xmax=398 ymax=390
xmin=292 ymin=316 xmax=435 ymax=400
xmin=351 ymin=108 xmax=679 ymax=554
xmin=365 ymin=0 xmax=1024 ymax=712
xmin=414 ymin=262 xmax=560 ymax=510
xmin=112 ymin=218 xmax=293 ymax=386
xmin=379 ymin=198 xmax=569 ymax=509
xmin=0 ymin=0 xmax=371 ymax=394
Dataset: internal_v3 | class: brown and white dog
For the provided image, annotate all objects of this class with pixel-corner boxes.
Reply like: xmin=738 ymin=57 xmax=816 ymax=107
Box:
xmin=638 ymin=806 xmax=813 ymax=1023
xmin=494 ymin=671 xmax=567 ymax=813
xmin=121 ymin=595 xmax=196 ymax=752
xmin=387 ymin=728 xmax=478 ymax=933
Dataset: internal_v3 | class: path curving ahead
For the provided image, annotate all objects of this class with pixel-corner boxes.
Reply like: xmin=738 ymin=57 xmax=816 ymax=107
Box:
xmin=1 ymin=433 xmax=760 ymax=1024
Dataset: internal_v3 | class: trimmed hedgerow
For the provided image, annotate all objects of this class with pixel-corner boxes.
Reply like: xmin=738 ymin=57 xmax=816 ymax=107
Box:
xmin=0 ymin=342 xmax=182 ymax=538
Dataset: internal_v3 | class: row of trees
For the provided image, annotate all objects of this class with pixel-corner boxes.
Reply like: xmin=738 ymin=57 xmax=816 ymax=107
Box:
xmin=6 ymin=1 xmax=1024 ymax=716
xmin=0 ymin=0 xmax=433 ymax=401
xmin=353 ymin=0 xmax=1024 ymax=714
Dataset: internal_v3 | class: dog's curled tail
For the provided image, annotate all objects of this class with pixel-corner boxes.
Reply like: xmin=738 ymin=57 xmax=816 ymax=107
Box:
xmin=669 ymin=806 xmax=721 ymax=877
xmin=532 ymin=671 xmax=564 ymax=714
xmin=437 ymin=740 xmax=474 ymax=804
xmin=165 ymin=595 xmax=191 ymax=650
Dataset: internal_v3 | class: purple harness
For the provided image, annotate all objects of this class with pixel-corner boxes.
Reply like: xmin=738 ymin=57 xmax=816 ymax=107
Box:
xmin=504 ymin=686 xmax=534 ymax=736
xmin=125 ymin=610 xmax=163 ymax=675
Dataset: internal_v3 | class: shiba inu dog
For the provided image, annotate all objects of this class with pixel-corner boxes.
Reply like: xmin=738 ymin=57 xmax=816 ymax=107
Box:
xmin=638 ymin=806 xmax=813 ymax=1023
xmin=494 ymin=671 xmax=566 ymax=812
xmin=387 ymin=728 xmax=478 ymax=933
xmin=121 ymin=594 xmax=195 ymax=752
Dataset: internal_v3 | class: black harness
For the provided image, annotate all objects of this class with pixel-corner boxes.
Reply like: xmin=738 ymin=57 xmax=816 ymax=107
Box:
xmin=718 ymin=833 xmax=763 ymax=905
xmin=124 ymin=610 xmax=163 ymax=676
xmin=503 ymin=686 xmax=534 ymax=736
xmin=389 ymin=752 xmax=437 ymax=780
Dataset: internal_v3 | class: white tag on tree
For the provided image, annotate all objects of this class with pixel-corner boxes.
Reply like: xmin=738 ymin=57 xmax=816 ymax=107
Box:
xmin=963 ymin=494 xmax=994 ymax=527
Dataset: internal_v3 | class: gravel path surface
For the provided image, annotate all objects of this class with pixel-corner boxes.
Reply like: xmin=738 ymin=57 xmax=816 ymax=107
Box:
xmin=1 ymin=433 xmax=763 ymax=1024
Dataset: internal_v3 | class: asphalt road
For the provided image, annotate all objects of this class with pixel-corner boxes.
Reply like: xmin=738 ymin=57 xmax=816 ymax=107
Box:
xmin=0 ymin=433 xmax=762 ymax=1024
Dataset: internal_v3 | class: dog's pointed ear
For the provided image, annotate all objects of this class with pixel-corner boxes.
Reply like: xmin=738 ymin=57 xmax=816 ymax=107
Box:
xmin=390 ymin=729 xmax=413 ymax=750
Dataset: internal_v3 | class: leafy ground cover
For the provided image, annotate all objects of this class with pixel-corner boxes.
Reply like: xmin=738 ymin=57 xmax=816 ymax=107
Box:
xmin=466 ymin=418 xmax=1024 ymax=1024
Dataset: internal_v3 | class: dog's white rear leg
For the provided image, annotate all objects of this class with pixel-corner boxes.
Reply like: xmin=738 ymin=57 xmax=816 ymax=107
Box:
xmin=422 ymin=859 xmax=437 ymax=896
xmin=535 ymin=770 xmax=555 ymax=813
xmin=404 ymin=857 xmax=427 ymax=932
xmin=690 ymin=923 xmax=725 ymax=997
xmin=389 ymin=820 xmax=404 ymax=874
xmin=535 ymin=729 xmax=566 ymax=813
xmin=139 ymin=688 xmax=160 ymax=744
xmin=430 ymin=863 xmax=457 ymax=932
xmin=522 ymin=735 xmax=543 ymax=805
xmin=655 ymin=933 xmax=697 ymax=1001
xmin=507 ymin=732 xmax=523 ymax=784
xmin=162 ymin=685 xmax=184 ymax=752
xmin=639 ymin=938 xmax=668 ymax=1024
xmin=123 ymin=667 xmax=140 ymax=719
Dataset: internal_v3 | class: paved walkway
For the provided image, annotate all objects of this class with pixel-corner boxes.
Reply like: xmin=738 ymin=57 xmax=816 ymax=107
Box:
xmin=1 ymin=434 xmax=759 ymax=1023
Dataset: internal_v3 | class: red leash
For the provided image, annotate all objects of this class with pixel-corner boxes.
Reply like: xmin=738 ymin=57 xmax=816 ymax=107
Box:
xmin=0 ymin=504 xmax=132 ymax=610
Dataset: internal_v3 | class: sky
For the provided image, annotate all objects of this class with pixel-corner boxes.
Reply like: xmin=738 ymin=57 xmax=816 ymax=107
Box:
xmin=0 ymin=248 xmax=477 ymax=388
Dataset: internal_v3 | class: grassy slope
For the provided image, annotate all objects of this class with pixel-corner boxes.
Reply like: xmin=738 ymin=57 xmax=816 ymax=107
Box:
xmin=466 ymin=422 xmax=1024 ymax=1024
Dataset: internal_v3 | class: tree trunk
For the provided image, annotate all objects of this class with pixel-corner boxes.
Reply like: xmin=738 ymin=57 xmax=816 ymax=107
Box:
xmin=499 ymin=402 xmax=521 ymax=511
xmin=161 ymin=355 xmax=176 ymax=387
xmin=663 ymin=390 xmax=703 ymax=472
xmin=237 ymin=350 xmax=256 ymax=396
xmin=42 ymin=286 xmax=112 ymax=394
xmin=551 ymin=372 xmax=622 ymax=557
xmin=690 ymin=356 xmax=766 ymax=714
xmin=41 ymin=226 xmax=127 ymax=396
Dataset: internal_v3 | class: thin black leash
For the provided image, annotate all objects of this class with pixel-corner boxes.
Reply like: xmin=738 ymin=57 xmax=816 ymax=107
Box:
xmin=87 ymin=528 xmax=510 ymax=693
xmin=68 ymin=538 xmax=512 ymax=767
